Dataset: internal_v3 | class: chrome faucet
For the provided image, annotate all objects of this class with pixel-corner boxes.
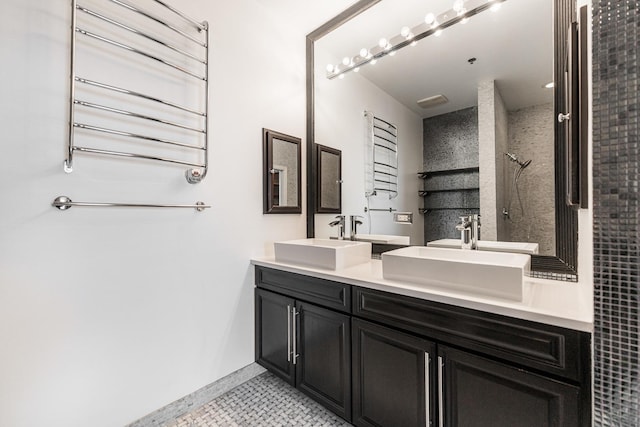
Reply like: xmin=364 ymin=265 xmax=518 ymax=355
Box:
xmin=456 ymin=214 xmax=481 ymax=250
xmin=350 ymin=215 xmax=364 ymax=241
xmin=329 ymin=215 xmax=346 ymax=240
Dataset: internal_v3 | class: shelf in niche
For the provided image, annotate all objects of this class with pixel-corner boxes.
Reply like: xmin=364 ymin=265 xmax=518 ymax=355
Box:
xmin=419 ymin=188 xmax=479 ymax=197
xmin=419 ymin=207 xmax=480 ymax=214
xmin=418 ymin=167 xmax=479 ymax=179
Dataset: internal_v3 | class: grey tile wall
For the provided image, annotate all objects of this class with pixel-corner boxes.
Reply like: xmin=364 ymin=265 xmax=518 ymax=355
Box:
xmin=592 ymin=1 xmax=640 ymax=425
xmin=423 ymin=107 xmax=480 ymax=243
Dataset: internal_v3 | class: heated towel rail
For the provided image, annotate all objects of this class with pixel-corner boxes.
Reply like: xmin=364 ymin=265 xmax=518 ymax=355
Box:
xmin=364 ymin=111 xmax=398 ymax=199
xmin=66 ymin=0 xmax=209 ymax=183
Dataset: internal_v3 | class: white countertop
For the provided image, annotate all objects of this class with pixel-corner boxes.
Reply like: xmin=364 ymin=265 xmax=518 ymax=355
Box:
xmin=251 ymin=257 xmax=594 ymax=332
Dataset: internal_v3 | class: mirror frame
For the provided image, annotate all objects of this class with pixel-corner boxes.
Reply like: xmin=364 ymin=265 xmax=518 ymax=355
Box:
xmin=316 ymin=144 xmax=343 ymax=214
xmin=306 ymin=0 xmax=579 ymax=278
xmin=263 ymin=128 xmax=302 ymax=214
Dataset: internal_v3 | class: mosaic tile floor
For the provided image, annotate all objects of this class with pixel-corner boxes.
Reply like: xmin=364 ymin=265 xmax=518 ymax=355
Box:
xmin=165 ymin=372 xmax=352 ymax=426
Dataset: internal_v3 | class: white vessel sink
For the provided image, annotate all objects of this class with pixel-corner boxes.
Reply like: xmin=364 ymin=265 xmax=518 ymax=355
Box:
xmin=274 ymin=239 xmax=372 ymax=270
xmin=427 ymin=239 xmax=539 ymax=255
xmin=382 ymin=246 xmax=530 ymax=301
xmin=355 ymin=234 xmax=410 ymax=245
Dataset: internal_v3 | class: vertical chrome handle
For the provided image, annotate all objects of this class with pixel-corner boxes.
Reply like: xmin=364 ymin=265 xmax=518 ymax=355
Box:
xmin=425 ymin=352 xmax=430 ymax=427
xmin=292 ymin=308 xmax=299 ymax=365
xmin=286 ymin=304 xmax=291 ymax=363
xmin=438 ymin=356 xmax=444 ymax=427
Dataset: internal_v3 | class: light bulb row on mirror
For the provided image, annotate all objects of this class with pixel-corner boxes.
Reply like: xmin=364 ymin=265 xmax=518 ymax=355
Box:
xmin=326 ymin=0 xmax=505 ymax=80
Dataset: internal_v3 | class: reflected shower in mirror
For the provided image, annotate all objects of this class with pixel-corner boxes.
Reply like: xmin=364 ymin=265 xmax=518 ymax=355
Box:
xmin=316 ymin=144 xmax=342 ymax=213
xmin=263 ymin=128 xmax=301 ymax=214
xmin=312 ymin=0 xmax=557 ymax=255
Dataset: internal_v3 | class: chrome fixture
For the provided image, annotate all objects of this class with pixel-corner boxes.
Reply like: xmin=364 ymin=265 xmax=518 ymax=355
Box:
xmin=364 ymin=207 xmax=397 ymax=213
xmin=326 ymin=0 xmax=507 ymax=79
xmin=52 ymin=196 xmax=210 ymax=212
xmin=455 ymin=214 xmax=480 ymax=249
xmin=503 ymin=153 xmax=532 ymax=219
xmin=364 ymin=111 xmax=398 ymax=199
xmin=329 ymin=215 xmax=346 ymax=239
xmin=66 ymin=0 xmax=210 ymax=183
xmin=505 ymin=152 xmax=532 ymax=169
xmin=350 ymin=215 xmax=364 ymax=241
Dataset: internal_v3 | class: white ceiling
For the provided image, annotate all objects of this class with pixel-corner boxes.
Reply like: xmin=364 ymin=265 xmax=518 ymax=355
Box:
xmin=316 ymin=0 xmax=554 ymax=118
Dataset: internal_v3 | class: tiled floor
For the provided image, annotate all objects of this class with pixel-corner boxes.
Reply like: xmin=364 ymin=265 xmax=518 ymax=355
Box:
xmin=165 ymin=372 xmax=352 ymax=426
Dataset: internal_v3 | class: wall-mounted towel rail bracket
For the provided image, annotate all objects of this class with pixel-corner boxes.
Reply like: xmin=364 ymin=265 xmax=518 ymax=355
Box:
xmin=52 ymin=196 xmax=210 ymax=212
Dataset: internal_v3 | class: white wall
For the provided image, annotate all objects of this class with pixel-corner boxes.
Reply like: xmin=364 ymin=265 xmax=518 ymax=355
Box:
xmin=313 ymin=45 xmax=424 ymax=244
xmin=0 ymin=1 xmax=351 ymax=426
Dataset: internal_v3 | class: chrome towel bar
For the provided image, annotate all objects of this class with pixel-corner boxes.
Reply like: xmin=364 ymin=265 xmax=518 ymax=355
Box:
xmin=52 ymin=196 xmax=210 ymax=212
xmin=364 ymin=207 xmax=397 ymax=213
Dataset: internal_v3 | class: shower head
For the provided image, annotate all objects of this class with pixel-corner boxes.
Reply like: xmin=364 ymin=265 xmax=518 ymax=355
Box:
xmin=504 ymin=152 xmax=531 ymax=168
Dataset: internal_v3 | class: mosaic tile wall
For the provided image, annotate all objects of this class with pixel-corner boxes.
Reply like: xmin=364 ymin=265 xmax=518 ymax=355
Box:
xmin=422 ymin=107 xmax=480 ymax=243
xmin=592 ymin=1 xmax=640 ymax=425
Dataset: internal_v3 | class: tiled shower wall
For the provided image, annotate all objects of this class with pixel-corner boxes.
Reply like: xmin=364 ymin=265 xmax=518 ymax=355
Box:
xmin=592 ymin=1 xmax=640 ymax=425
xmin=422 ymin=107 xmax=480 ymax=243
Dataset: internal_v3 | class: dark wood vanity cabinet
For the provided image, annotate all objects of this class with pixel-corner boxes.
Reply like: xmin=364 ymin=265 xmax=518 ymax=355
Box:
xmin=254 ymin=266 xmax=591 ymax=427
xmin=440 ymin=345 xmax=580 ymax=427
xmin=352 ymin=318 xmax=436 ymax=427
xmin=254 ymin=269 xmax=351 ymax=420
xmin=255 ymin=289 xmax=296 ymax=384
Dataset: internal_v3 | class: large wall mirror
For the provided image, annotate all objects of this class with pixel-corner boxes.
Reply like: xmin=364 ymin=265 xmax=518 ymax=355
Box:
xmin=306 ymin=0 xmax=578 ymax=277
xmin=263 ymin=128 xmax=302 ymax=214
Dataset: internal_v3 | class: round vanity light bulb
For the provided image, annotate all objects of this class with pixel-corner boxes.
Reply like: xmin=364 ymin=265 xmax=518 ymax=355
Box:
xmin=342 ymin=56 xmax=351 ymax=66
xmin=400 ymin=26 xmax=411 ymax=38
xmin=425 ymin=13 xmax=435 ymax=25
xmin=453 ymin=0 xmax=465 ymax=13
xmin=360 ymin=48 xmax=369 ymax=58
xmin=378 ymin=38 xmax=388 ymax=48
xmin=326 ymin=64 xmax=334 ymax=73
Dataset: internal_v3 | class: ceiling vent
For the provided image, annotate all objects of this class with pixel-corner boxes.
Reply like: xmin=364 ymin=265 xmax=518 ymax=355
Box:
xmin=417 ymin=94 xmax=449 ymax=109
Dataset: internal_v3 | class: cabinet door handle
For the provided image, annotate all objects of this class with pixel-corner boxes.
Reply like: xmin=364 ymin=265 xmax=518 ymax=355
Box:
xmin=425 ymin=352 xmax=430 ymax=427
xmin=292 ymin=307 xmax=300 ymax=365
xmin=286 ymin=304 xmax=291 ymax=363
xmin=438 ymin=356 xmax=444 ymax=427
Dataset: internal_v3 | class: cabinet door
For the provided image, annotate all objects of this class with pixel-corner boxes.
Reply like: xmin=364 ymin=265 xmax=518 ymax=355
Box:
xmin=296 ymin=301 xmax=351 ymax=421
xmin=255 ymin=288 xmax=295 ymax=385
xmin=440 ymin=345 xmax=580 ymax=427
xmin=352 ymin=318 xmax=436 ymax=427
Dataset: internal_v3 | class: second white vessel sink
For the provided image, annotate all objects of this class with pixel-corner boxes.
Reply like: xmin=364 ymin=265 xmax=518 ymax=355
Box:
xmin=427 ymin=239 xmax=539 ymax=255
xmin=274 ymin=238 xmax=372 ymax=270
xmin=382 ymin=246 xmax=530 ymax=301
